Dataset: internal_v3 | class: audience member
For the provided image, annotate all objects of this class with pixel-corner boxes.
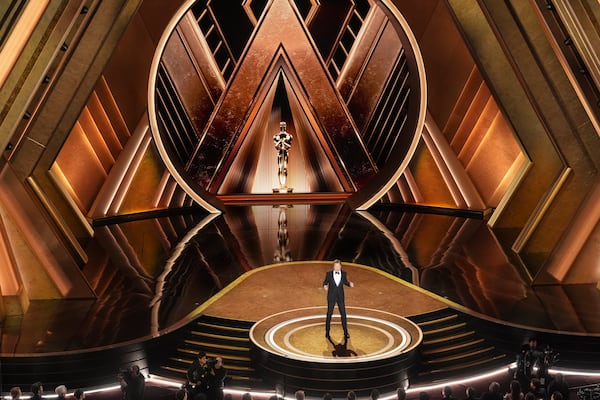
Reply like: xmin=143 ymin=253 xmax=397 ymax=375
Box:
xmin=8 ymin=369 xmax=572 ymax=400
xmin=206 ymin=357 xmax=227 ymax=400
xmin=465 ymin=387 xmax=478 ymax=400
xmin=547 ymin=373 xmax=569 ymax=400
xmin=528 ymin=378 xmax=544 ymax=400
xmin=10 ymin=387 xmax=21 ymax=400
xmin=120 ymin=365 xmax=145 ymax=400
xmin=481 ymin=382 xmax=503 ymax=400
xmin=176 ymin=389 xmax=188 ymax=400
xmin=505 ymin=380 xmax=524 ymax=400
xmin=370 ymin=389 xmax=380 ymax=400
xmin=74 ymin=389 xmax=85 ymax=400
xmin=515 ymin=338 xmax=544 ymax=390
xmin=31 ymin=382 xmax=43 ymax=400
xmin=397 ymin=388 xmax=407 ymax=400
xmin=275 ymin=384 xmax=285 ymax=399
xmin=55 ymin=385 xmax=67 ymax=400
xmin=442 ymin=386 xmax=457 ymax=400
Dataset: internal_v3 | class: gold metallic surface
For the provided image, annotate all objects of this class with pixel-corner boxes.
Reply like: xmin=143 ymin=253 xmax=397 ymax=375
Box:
xmin=448 ymin=0 xmax=600 ymax=279
xmin=149 ymin=0 xmax=425 ymax=211
xmin=148 ymin=0 xmax=223 ymax=213
xmin=0 ymin=0 xmax=598 ymax=326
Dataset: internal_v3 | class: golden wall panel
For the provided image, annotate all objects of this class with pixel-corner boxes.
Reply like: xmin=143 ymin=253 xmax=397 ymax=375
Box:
xmin=87 ymin=91 xmax=125 ymax=157
xmin=543 ymin=180 xmax=600 ymax=285
xmin=77 ymin=107 xmax=115 ymax=173
xmin=451 ymin=84 xmax=493 ymax=155
xmin=567 ymin=217 xmax=600 ymax=284
xmin=337 ymin=7 xmax=387 ymax=99
xmin=55 ymin=123 xmax=108 ymax=212
xmin=346 ymin=16 xmax=402 ymax=133
xmin=117 ymin=142 xmax=168 ymax=215
xmin=162 ymin=20 xmax=218 ymax=137
xmin=443 ymin=68 xmax=485 ymax=142
xmin=393 ymin=1 xmax=524 ymax=211
xmin=448 ymin=1 xmax=564 ymax=226
xmin=138 ymin=0 xmax=187 ymax=44
xmin=103 ymin=12 xmax=157 ymax=132
xmin=95 ymin=76 xmax=131 ymax=144
xmin=465 ymin=112 xmax=524 ymax=207
xmin=407 ymin=141 xmax=457 ymax=208
xmin=391 ymin=0 xmax=440 ymax=40
xmin=52 ymin=2 xmax=183 ymax=219
xmin=448 ymin=0 xmax=600 ymax=280
xmin=417 ymin=2 xmax=477 ymax=127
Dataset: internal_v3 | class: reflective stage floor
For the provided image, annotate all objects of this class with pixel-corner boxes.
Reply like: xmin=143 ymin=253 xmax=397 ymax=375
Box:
xmin=2 ymin=204 xmax=600 ymax=355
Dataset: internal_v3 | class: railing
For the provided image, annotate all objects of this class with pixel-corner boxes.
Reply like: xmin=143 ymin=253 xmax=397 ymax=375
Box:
xmin=155 ymin=62 xmax=199 ymax=165
xmin=327 ymin=0 xmax=371 ymax=81
xmin=363 ymin=49 xmax=411 ymax=167
xmin=191 ymin=1 xmax=237 ymax=81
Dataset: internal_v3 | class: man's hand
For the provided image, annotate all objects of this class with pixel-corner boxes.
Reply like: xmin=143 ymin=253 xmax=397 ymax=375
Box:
xmin=323 ymin=285 xmax=328 ymax=290
xmin=349 ymin=281 xmax=354 ymax=288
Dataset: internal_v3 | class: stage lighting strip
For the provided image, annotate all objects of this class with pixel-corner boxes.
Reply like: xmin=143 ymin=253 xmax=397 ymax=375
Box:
xmin=264 ymin=314 xmax=410 ymax=362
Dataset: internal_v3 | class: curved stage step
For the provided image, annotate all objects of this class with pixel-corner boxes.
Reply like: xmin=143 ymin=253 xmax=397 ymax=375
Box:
xmin=249 ymin=307 xmax=422 ymax=396
xmin=156 ymin=315 xmax=264 ymax=391
xmin=153 ymin=308 xmax=513 ymax=396
xmin=408 ymin=308 xmax=509 ymax=384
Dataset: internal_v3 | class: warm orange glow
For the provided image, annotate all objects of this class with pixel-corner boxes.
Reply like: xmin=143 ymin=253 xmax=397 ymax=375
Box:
xmin=148 ymin=0 xmax=425 ymax=211
xmin=0 ymin=217 xmax=20 ymax=296
xmin=0 ymin=1 xmax=50 ymax=90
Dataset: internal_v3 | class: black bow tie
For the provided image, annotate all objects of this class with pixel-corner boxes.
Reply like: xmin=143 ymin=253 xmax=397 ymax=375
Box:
xmin=335 ymin=272 xmax=340 ymax=275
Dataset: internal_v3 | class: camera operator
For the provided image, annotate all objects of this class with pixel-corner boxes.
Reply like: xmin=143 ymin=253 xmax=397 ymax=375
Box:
xmin=186 ymin=353 xmax=227 ymax=400
xmin=206 ymin=357 xmax=227 ymax=400
xmin=515 ymin=338 xmax=544 ymax=389
xmin=186 ymin=352 xmax=211 ymax=400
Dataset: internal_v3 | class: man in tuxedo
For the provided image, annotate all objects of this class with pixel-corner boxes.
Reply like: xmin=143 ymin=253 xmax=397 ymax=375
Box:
xmin=323 ymin=259 xmax=354 ymax=339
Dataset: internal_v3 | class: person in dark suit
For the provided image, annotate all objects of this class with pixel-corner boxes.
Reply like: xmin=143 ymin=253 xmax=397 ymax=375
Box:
xmin=322 ymin=259 xmax=354 ymax=339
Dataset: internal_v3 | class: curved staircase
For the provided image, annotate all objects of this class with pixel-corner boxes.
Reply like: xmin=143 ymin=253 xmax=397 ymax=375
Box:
xmin=156 ymin=315 xmax=262 ymax=392
xmin=154 ymin=308 xmax=513 ymax=393
xmin=409 ymin=308 xmax=510 ymax=384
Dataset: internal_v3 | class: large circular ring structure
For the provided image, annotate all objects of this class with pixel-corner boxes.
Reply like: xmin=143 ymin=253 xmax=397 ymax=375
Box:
xmin=148 ymin=0 xmax=427 ymax=212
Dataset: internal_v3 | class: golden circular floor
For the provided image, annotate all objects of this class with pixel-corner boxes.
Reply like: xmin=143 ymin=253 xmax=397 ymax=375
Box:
xmin=250 ymin=306 xmax=422 ymax=363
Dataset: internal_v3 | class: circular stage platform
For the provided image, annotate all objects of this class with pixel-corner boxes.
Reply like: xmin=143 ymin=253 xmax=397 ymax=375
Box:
xmin=249 ymin=307 xmax=423 ymax=394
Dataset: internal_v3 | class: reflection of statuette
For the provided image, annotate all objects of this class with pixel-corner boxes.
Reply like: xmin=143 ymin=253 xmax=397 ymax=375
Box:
xmin=273 ymin=205 xmax=292 ymax=262
xmin=273 ymin=121 xmax=293 ymax=193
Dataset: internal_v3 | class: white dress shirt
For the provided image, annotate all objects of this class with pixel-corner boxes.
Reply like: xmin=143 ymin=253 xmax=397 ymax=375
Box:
xmin=334 ymin=270 xmax=341 ymax=286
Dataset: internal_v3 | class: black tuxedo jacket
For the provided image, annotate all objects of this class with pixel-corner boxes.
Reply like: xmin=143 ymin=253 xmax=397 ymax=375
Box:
xmin=323 ymin=270 xmax=350 ymax=301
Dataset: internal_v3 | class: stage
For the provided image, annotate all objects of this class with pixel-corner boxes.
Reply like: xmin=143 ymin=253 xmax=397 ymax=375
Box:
xmin=199 ymin=261 xmax=446 ymax=322
xmin=195 ymin=261 xmax=443 ymax=392
xmin=3 ymin=207 xmax=599 ymax=394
